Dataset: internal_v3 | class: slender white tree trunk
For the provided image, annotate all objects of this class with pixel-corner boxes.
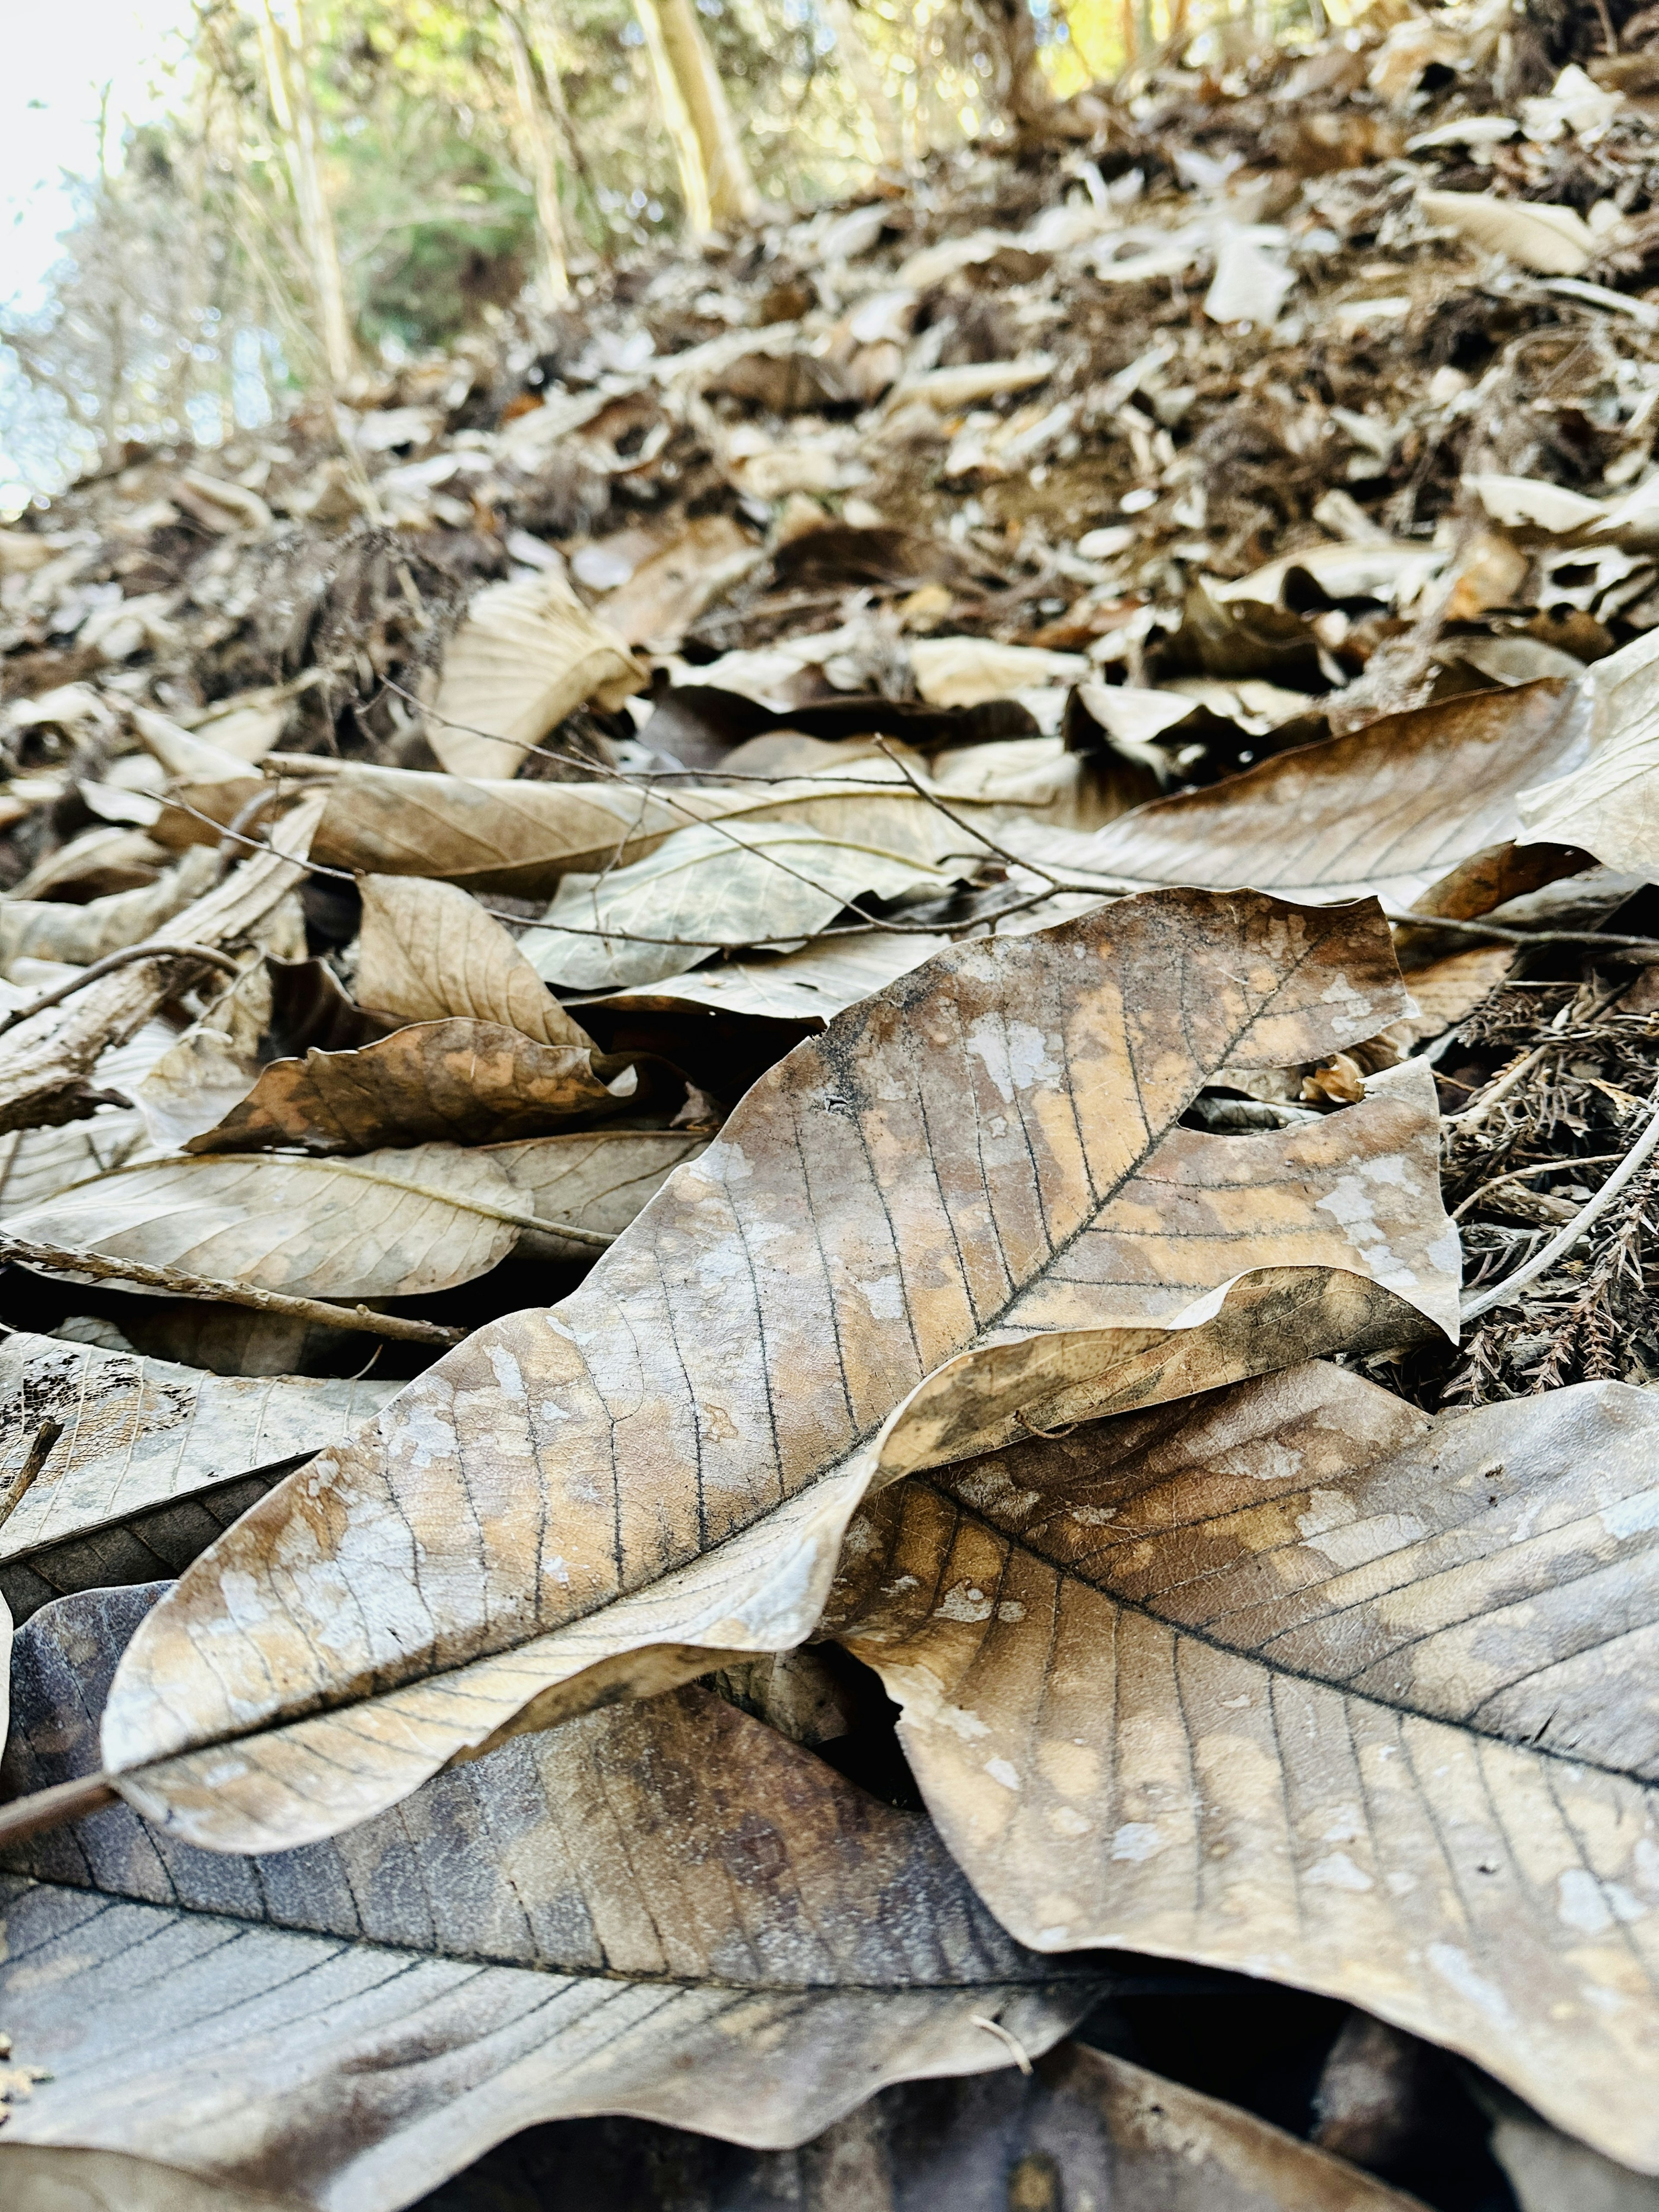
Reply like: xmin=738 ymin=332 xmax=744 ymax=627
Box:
xmin=254 ymin=0 xmax=354 ymax=388
xmin=498 ymin=2 xmax=570 ymax=302
xmin=636 ymin=0 xmax=760 ymax=231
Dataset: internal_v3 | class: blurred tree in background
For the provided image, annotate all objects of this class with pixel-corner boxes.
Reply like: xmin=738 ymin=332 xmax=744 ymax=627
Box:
xmin=0 ymin=0 xmax=1309 ymax=497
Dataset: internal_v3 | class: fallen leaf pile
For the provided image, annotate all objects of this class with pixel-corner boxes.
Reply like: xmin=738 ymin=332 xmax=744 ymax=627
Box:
xmin=8 ymin=6 xmax=1659 ymax=2206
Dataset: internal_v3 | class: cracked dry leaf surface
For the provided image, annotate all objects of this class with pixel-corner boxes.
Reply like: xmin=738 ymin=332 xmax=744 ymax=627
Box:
xmin=92 ymin=889 xmax=1457 ymax=1855
xmin=824 ymin=1359 xmax=1659 ymax=2171
xmin=0 ymin=1585 xmax=1102 ymax=2212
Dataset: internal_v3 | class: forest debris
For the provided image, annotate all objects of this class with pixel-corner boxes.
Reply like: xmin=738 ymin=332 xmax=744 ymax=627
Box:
xmin=86 ymin=891 xmax=1455 ymax=1857
xmin=428 ymin=572 xmax=645 ymax=778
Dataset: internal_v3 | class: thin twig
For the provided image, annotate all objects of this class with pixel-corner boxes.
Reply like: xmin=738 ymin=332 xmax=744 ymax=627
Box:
xmin=872 ymin=735 xmax=1071 ymax=889
xmin=0 ymin=1772 xmax=119 ymax=1847
xmin=0 ymin=1416 xmax=64 ymax=1533
xmin=1462 ymin=1085 xmax=1659 ymax=1320
xmin=0 ymin=1233 xmax=466 ymax=1347
xmin=0 ymin=943 xmax=243 ymax=1043
xmin=1451 ymin=1152 xmax=1625 ymax=1221
xmin=1385 ymin=906 xmax=1659 ymax=957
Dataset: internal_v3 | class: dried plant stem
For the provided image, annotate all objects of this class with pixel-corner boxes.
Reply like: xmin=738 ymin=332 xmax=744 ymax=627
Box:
xmin=1451 ymin=1152 xmax=1626 ymax=1221
xmin=0 ymin=1415 xmax=64 ymax=1533
xmin=1462 ymin=1089 xmax=1659 ymax=1320
xmin=0 ymin=1772 xmax=118 ymax=1848
xmin=0 ymin=1233 xmax=466 ymax=1347
xmin=1446 ymin=1042 xmax=1556 ymax=1131
xmin=1385 ymin=907 xmax=1659 ymax=957
xmin=0 ymin=942 xmax=242 ymax=1042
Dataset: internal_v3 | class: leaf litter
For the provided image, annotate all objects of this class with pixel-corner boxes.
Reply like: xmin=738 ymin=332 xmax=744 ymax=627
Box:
xmin=13 ymin=7 xmax=1659 ymax=2205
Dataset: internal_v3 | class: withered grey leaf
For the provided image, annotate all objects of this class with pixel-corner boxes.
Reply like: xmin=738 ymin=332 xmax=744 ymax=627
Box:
xmin=0 ymin=1585 xmax=1105 ymax=2212
xmin=825 ymin=1360 xmax=1659 ymax=2171
xmin=434 ymin=2040 xmax=1427 ymax=2212
xmin=0 ymin=1333 xmax=398 ymax=1624
xmin=3 ymin=1143 xmax=532 ymax=1299
xmin=95 ymin=891 xmax=1456 ymax=1856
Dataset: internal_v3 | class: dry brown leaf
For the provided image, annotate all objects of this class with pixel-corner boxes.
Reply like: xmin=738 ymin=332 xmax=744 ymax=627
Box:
xmin=474 ymin=2040 xmax=1427 ymax=2212
xmin=3 ymin=1142 xmax=534 ymax=1299
xmin=429 ymin=572 xmax=645 ymax=779
xmin=0 ymin=847 xmax=217 ymax=977
xmin=0 ymin=1586 xmax=1103 ymax=2211
xmin=355 ymin=874 xmax=591 ymax=1046
xmin=483 ymin=1128 xmax=710 ymax=1259
xmin=825 ymin=1360 xmax=1659 ymax=2170
xmin=92 ymin=890 xmax=1457 ymax=1856
xmin=0 ymin=795 xmax=323 ymax=1136
xmin=0 ymin=1332 xmax=397 ymax=1624
xmin=1518 ymin=624 xmax=1659 ymax=871
xmin=1421 ymin=190 xmax=1596 ymax=273
xmin=182 ymin=1017 xmax=640 ymax=1154
xmin=1008 ymin=682 xmax=1581 ymax=907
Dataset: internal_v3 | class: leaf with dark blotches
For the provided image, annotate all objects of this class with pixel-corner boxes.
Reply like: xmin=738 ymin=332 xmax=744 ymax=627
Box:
xmin=0 ymin=1584 xmax=1107 ymax=2212
xmin=94 ymin=890 xmax=1458 ymax=1857
xmin=823 ymin=1360 xmax=1659 ymax=2173
xmin=0 ymin=1332 xmax=398 ymax=1625
xmin=184 ymin=1018 xmax=642 ymax=1154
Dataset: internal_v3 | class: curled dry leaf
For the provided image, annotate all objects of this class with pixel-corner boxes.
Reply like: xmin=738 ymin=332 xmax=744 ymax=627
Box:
xmin=184 ymin=1017 xmax=639 ymax=1156
xmin=93 ymin=890 xmax=1457 ymax=1855
xmin=0 ymin=848 xmax=218 ymax=976
xmin=427 ymin=572 xmax=645 ymax=780
xmin=1004 ymin=683 xmax=1582 ymax=907
xmin=354 ymin=874 xmax=591 ymax=1047
xmin=0 ymin=1586 xmax=1104 ymax=2212
xmin=458 ymin=2040 xmax=1427 ymax=2212
xmin=1518 ymin=624 xmax=1659 ymax=874
xmin=1420 ymin=190 xmax=1596 ymax=275
xmin=136 ymin=958 xmax=408 ymax=1151
xmin=0 ymin=793 xmax=324 ymax=1138
xmin=3 ymin=1143 xmax=536 ymax=1300
xmin=523 ymin=819 xmax=963 ymax=990
xmin=824 ymin=1360 xmax=1659 ymax=2170
xmin=0 ymin=1332 xmax=397 ymax=1624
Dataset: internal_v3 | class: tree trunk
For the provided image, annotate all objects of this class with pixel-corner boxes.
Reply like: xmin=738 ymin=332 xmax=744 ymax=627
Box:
xmin=983 ymin=0 xmax=1053 ymax=125
xmin=497 ymin=2 xmax=570 ymax=302
xmin=254 ymin=0 xmax=354 ymax=388
xmin=821 ymin=0 xmax=905 ymax=168
xmin=636 ymin=0 xmax=760 ymax=231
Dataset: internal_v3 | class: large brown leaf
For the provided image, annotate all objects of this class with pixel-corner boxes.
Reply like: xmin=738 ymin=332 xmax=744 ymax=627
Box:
xmin=1005 ymin=683 xmax=1583 ymax=906
xmin=824 ymin=1361 xmax=1659 ymax=2170
xmin=184 ymin=1018 xmax=640 ymax=1155
xmin=93 ymin=891 xmax=1457 ymax=1854
xmin=0 ymin=1585 xmax=1105 ymax=2212
xmin=0 ymin=1332 xmax=398 ymax=1624
xmin=354 ymin=874 xmax=593 ymax=1048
